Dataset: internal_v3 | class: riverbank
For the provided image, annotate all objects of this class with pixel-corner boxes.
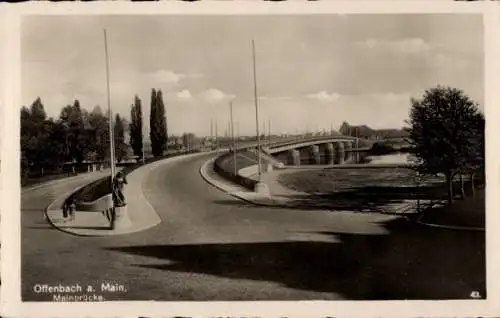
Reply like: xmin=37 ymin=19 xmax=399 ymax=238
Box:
xmin=277 ymin=167 xmax=445 ymax=194
xmin=276 ymin=166 xmax=484 ymax=229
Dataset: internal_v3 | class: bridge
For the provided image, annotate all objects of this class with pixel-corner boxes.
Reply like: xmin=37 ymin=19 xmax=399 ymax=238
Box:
xmin=229 ymin=135 xmax=372 ymax=166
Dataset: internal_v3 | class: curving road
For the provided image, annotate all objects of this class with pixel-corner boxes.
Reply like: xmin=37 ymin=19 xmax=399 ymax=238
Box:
xmin=22 ymin=153 xmax=485 ymax=301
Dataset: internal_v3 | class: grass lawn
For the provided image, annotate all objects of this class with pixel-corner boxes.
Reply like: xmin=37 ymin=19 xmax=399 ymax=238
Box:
xmin=217 ymin=151 xmax=258 ymax=173
xmin=278 ymin=168 xmax=485 ymax=227
xmin=278 ymin=167 xmax=445 ymax=194
xmin=419 ymin=188 xmax=485 ymax=228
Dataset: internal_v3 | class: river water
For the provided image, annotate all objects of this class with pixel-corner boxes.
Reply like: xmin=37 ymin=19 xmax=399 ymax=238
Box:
xmin=273 ymin=150 xmax=412 ymax=166
xmin=366 ymin=153 xmax=411 ymax=165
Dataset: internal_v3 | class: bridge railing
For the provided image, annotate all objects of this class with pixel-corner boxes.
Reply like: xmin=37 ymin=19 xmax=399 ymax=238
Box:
xmin=235 ymin=135 xmax=359 ymax=152
xmin=267 ymin=136 xmax=360 ymax=154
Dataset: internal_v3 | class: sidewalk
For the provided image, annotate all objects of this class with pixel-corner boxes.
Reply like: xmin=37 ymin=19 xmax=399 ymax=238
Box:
xmin=199 ymin=158 xmax=291 ymax=207
xmin=45 ymin=165 xmax=162 ymax=236
xmin=22 ymin=169 xmax=110 ymax=194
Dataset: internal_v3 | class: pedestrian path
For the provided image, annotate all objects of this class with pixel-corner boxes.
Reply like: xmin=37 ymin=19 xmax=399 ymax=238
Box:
xmin=45 ymin=165 xmax=162 ymax=236
xmin=200 ymin=157 xmax=288 ymax=206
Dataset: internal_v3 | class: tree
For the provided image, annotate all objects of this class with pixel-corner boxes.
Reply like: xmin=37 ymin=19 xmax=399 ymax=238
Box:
xmin=114 ymin=114 xmax=128 ymax=163
xmin=20 ymin=98 xmax=70 ymax=177
xmin=464 ymin=113 xmax=485 ymax=198
xmin=43 ymin=119 xmax=67 ymax=166
xmin=407 ymin=85 xmax=484 ymax=205
xmin=88 ymin=105 xmax=110 ymax=162
xmin=150 ymin=88 xmax=158 ymax=156
xmin=59 ymin=100 xmax=87 ymax=164
xmin=129 ymin=95 xmax=143 ymax=159
xmin=20 ymin=98 xmax=50 ymax=168
xmin=369 ymin=141 xmax=395 ymax=156
xmin=150 ymin=88 xmax=168 ymax=157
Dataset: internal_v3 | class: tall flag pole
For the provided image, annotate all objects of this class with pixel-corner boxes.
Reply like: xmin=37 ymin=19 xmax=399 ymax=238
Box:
xmin=268 ymin=119 xmax=271 ymax=148
xmin=252 ymin=39 xmax=262 ymax=181
xmin=215 ymin=120 xmax=219 ymax=151
xmin=230 ymin=101 xmax=236 ymax=174
xmin=236 ymin=121 xmax=240 ymax=150
xmin=210 ymin=119 xmax=213 ymax=141
xmin=104 ymin=29 xmax=116 ymax=186
xmin=262 ymin=121 xmax=266 ymax=149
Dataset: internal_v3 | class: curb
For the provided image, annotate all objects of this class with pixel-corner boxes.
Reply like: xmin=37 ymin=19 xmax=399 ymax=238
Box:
xmin=414 ymin=213 xmax=484 ymax=232
xmin=43 ymin=175 xmax=112 ymax=237
xmin=198 ymin=158 xmax=278 ymax=208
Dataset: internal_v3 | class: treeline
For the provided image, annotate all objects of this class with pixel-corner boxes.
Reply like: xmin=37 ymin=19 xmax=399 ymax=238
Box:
xmin=21 ymin=88 xmax=169 ymax=175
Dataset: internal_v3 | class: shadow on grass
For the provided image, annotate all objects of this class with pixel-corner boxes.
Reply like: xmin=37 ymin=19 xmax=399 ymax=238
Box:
xmin=108 ymin=218 xmax=485 ymax=300
xmin=214 ymin=185 xmax=452 ymax=214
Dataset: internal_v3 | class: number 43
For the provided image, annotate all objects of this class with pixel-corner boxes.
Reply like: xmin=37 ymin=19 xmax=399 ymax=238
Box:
xmin=470 ymin=291 xmax=482 ymax=299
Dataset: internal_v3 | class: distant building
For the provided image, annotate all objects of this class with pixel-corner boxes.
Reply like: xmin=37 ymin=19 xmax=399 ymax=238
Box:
xmin=339 ymin=121 xmax=409 ymax=140
xmin=339 ymin=122 xmax=375 ymax=139
xmin=182 ymin=133 xmax=196 ymax=148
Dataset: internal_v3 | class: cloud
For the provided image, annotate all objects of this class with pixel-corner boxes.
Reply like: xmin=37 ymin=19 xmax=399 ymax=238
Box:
xmin=188 ymin=73 xmax=204 ymax=79
xmin=357 ymin=38 xmax=432 ymax=54
xmin=203 ymin=88 xmax=235 ymax=103
xmin=429 ymin=53 xmax=470 ymax=70
xmin=306 ymin=91 xmax=341 ymax=102
xmin=146 ymin=70 xmax=186 ymax=84
xmin=144 ymin=70 xmax=204 ymax=85
xmin=369 ymin=92 xmax=410 ymax=101
xmin=260 ymin=95 xmax=294 ymax=101
xmin=176 ymin=89 xmax=193 ymax=102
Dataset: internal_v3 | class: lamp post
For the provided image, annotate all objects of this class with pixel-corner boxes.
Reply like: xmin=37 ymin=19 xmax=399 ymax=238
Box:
xmin=215 ymin=120 xmax=219 ymax=152
xmin=210 ymin=119 xmax=213 ymax=148
xmin=252 ymin=39 xmax=262 ymax=182
xmin=104 ymin=29 xmax=116 ymax=181
xmin=251 ymin=40 xmax=269 ymax=195
xmin=230 ymin=101 xmax=236 ymax=174
xmin=268 ymin=119 xmax=271 ymax=149
xmin=236 ymin=121 xmax=239 ymax=150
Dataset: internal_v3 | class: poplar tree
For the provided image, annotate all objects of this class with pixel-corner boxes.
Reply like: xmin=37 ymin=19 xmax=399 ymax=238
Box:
xmin=114 ymin=114 xmax=128 ymax=163
xmin=150 ymin=88 xmax=168 ymax=157
xmin=129 ymin=95 xmax=143 ymax=159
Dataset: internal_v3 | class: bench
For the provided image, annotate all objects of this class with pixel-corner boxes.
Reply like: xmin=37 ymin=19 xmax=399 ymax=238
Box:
xmin=76 ymin=193 xmax=113 ymax=212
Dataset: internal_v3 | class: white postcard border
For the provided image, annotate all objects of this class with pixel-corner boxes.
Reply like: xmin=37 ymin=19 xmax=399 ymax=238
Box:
xmin=2 ymin=1 xmax=499 ymax=317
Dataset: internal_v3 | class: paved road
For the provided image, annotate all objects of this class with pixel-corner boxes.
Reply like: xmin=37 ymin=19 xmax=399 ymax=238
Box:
xmin=22 ymin=153 xmax=485 ymax=301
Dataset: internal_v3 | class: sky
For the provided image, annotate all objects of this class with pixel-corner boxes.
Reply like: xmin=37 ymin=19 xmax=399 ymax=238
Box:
xmin=21 ymin=14 xmax=484 ymax=136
